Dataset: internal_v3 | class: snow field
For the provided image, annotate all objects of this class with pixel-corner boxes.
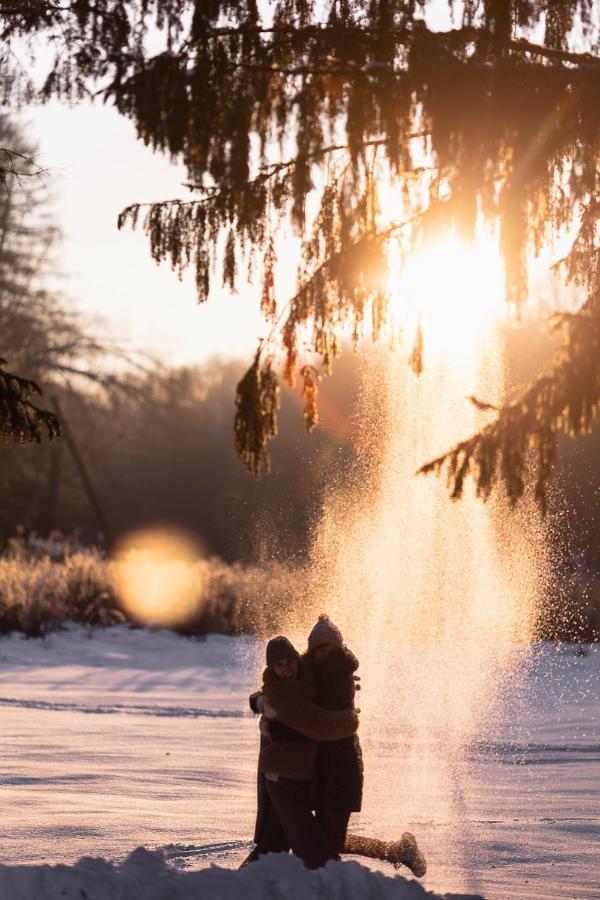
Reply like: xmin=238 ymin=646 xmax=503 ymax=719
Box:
xmin=0 ymin=627 xmax=597 ymax=899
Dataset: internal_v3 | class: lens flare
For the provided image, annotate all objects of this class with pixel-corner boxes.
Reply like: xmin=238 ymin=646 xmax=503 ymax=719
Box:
xmin=111 ymin=527 xmax=204 ymax=626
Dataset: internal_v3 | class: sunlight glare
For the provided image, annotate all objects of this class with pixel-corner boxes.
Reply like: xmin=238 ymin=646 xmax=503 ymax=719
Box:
xmin=390 ymin=236 xmax=506 ymax=368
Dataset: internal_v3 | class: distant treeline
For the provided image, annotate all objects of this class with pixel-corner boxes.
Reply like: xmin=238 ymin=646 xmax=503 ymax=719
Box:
xmin=0 ymin=533 xmax=597 ymax=642
xmin=0 ymin=355 xmax=359 ymax=563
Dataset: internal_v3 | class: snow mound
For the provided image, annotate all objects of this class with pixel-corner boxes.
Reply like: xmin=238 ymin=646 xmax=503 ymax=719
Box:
xmin=0 ymin=847 xmax=484 ymax=900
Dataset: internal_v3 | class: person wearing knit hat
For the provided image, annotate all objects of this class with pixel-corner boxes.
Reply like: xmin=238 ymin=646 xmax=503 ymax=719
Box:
xmin=303 ymin=615 xmax=363 ymax=859
xmin=307 ymin=614 xmax=343 ymax=656
xmin=242 ymin=627 xmax=427 ymax=877
xmin=303 ymin=616 xmax=427 ymax=878
xmin=241 ymin=635 xmax=303 ymax=867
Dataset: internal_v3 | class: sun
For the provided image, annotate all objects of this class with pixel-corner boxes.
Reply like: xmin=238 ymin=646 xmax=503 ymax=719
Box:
xmin=388 ymin=234 xmax=507 ymax=368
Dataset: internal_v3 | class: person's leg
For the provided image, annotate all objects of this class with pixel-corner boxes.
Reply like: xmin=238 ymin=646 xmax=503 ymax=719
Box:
xmin=254 ymin=803 xmax=291 ymax=856
xmin=344 ymin=831 xmax=427 ymax=877
xmin=241 ymin=772 xmax=291 ymax=867
xmin=240 ymin=810 xmax=290 ymax=867
xmin=266 ymin=777 xmax=334 ymax=869
xmin=315 ymin=804 xmax=351 ymax=859
xmin=239 ymin=848 xmax=259 ymax=867
xmin=344 ymin=832 xmax=389 ymax=859
xmin=384 ymin=832 xmax=427 ymax=877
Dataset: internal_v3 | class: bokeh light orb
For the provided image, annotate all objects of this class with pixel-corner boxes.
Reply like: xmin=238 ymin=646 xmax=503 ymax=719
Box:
xmin=111 ymin=526 xmax=204 ymax=627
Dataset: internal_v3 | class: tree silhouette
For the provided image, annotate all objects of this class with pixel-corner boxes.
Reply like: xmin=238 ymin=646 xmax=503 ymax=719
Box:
xmin=0 ymin=119 xmax=60 ymax=444
xmin=3 ymin=0 xmax=599 ymax=504
xmin=0 ymin=360 xmax=59 ymax=443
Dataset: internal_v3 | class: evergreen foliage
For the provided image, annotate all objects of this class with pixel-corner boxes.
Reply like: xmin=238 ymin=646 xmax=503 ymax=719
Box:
xmin=3 ymin=0 xmax=600 ymax=500
xmin=0 ymin=118 xmax=61 ymax=443
xmin=0 ymin=358 xmax=59 ymax=443
xmin=419 ymin=205 xmax=600 ymax=511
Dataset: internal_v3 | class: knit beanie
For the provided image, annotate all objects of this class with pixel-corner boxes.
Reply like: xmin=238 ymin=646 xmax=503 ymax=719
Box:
xmin=307 ymin=614 xmax=343 ymax=652
xmin=266 ymin=635 xmax=300 ymax=668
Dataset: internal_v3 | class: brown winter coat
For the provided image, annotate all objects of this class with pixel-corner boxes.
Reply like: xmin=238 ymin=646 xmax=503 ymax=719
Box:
xmin=258 ymin=667 xmax=359 ymax=780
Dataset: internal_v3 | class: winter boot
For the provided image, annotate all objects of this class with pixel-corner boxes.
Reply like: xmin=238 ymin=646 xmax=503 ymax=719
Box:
xmin=344 ymin=833 xmax=388 ymax=860
xmin=344 ymin=831 xmax=426 ymax=877
xmin=385 ymin=832 xmax=427 ymax=877
xmin=238 ymin=848 xmax=259 ymax=868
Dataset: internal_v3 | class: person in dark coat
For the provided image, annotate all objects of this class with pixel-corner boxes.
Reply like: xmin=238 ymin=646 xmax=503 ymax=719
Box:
xmin=303 ymin=615 xmax=427 ymax=878
xmin=303 ymin=615 xmax=364 ymax=858
xmin=242 ymin=635 xmax=358 ymax=870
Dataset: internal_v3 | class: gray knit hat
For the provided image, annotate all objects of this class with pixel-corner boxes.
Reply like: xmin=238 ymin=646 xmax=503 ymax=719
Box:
xmin=307 ymin=614 xmax=343 ymax=652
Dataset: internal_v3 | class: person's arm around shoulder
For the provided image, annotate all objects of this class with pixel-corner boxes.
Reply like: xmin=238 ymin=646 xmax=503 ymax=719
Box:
xmin=269 ymin=688 xmax=359 ymax=741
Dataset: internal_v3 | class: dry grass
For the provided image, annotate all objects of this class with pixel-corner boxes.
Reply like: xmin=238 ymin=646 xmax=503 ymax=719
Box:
xmin=0 ymin=543 xmax=307 ymax=638
xmin=1 ymin=541 xmax=597 ymax=641
xmin=0 ymin=552 xmax=124 ymax=636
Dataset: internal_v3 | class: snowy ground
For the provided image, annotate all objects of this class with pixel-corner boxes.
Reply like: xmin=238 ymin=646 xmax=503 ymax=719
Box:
xmin=0 ymin=627 xmax=597 ymax=899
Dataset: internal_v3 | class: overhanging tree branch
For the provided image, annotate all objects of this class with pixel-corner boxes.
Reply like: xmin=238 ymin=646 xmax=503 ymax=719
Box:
xmin=0 ymin=358 xmax=60 ymax=443
xmin=3 ymin=0 xmax=600 ymax=498
xmin=419 ymin=208 xmax=600 ymax=513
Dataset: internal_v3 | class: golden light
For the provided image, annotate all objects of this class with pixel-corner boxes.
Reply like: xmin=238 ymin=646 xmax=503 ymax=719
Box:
xmin=111 ymin=527 xmax=204 ymax=627
xmin=389 ymin=234 xmax=507 ymax=368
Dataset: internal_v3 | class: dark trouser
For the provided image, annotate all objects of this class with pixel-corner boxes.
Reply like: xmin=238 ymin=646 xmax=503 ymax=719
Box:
xmin=252 ymin=803 xmax=290 ymax=859
xmin=315 ymin=804 xmax=351 ymax=859
xmin=250 ymin=771 xmax=290 ymax=861
xmin=265 ymin=777 xmax=334 ymax=869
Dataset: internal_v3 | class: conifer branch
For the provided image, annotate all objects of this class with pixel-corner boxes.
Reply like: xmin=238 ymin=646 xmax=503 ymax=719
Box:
xmin=234 ymin=203 xmax=428 ymax=474
xmin=0 ymin=358 xmax=60 ymax=444
xmin=419 ymin=222 xmax=600 ymax=512
xmin=0 ymin=147 xmax=50 ymax=181
xmin=508 ymin=37 xmax=600 ymax=68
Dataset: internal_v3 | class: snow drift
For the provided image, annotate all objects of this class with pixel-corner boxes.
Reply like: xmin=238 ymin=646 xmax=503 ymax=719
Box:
xmin=0 ymin=848 xmax=484 ymax=900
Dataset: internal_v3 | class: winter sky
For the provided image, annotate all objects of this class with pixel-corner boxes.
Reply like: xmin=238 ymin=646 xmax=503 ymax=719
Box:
xmin=28 ymin=101 xmax=266 ymax=368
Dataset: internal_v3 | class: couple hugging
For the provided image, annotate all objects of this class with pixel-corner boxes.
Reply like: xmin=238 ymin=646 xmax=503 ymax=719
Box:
xmin=242 ymin=614 xmax=427 ymax=877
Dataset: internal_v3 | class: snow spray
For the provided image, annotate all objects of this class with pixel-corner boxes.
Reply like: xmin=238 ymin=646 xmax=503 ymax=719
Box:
xmin=300 ymin=245 xmax=547 ymax=891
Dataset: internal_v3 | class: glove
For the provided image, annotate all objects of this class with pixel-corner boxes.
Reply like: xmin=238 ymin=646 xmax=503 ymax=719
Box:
xmin=249 ymin=690 xmax=262 ymax=714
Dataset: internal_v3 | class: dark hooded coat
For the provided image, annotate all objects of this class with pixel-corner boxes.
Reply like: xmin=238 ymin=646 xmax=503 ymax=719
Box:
xmin=303 ymin=646 xmax=364 ymax=813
